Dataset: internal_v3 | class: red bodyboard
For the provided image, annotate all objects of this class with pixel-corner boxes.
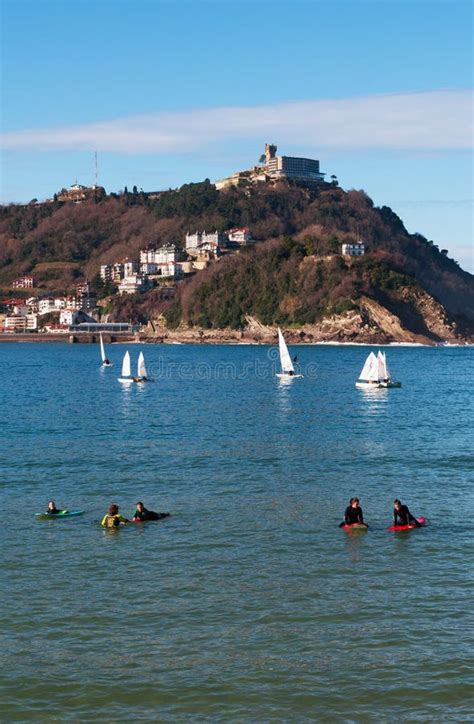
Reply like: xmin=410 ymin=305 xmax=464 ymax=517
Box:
xmin=388 ymin=516 xmax=426 ymax=531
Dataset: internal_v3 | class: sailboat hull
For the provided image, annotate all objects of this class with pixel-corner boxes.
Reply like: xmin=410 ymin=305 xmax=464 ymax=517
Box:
xmin=355 ymin=380 xmax=401 ymax=388
xmin=276 ymin=373 xmax=304 ymax=379
xmin=118 ymin=376 xmax=152 ymax=383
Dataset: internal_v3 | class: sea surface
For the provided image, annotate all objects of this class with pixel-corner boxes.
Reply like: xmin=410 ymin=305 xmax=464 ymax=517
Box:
xmin=0 ymin=342 xmax=473 ymax=722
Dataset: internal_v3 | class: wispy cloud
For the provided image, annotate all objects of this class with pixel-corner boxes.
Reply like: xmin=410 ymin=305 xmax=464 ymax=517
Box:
xmin=1 ymin=90 xmax=472 ymax=153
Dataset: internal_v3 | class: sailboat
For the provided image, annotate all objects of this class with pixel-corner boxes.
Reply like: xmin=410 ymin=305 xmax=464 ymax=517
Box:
xmin=118 ymin=350 xmax=133 ymax=383
xmin=276 ymin=328 xmax=303 ymax=379
xmin=356 ymin=350 xmax=401 ymax=388
xmin=99 ymin=333 xmax=113 ymax=367
xmin=136 ymin=351 xmax=150 ymax=382
xmin=118 ymin=350 xmax=151 ymax=383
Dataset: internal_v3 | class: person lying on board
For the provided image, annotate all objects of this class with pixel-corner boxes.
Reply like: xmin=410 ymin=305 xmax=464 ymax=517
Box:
xmin=47 ymin=500 xmax=66 ymax=514
xmin=393 ymin=499 xmax=421 ymax=527
xmin=132 ymin=501 xmax=170 ymax=522
xmin=339 ymin=497 xmax=368 ymax=527
xmin=101 ymin=504 xmax=129 ymax=527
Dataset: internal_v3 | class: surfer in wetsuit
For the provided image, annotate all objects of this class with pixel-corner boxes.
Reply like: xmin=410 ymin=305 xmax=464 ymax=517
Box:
xmin=47 ymin=500 xmax=61 ymax=514
xmin=101 ymin=504 xmax=128 ymax=528
xmin=393 ymin=499 xmax=421 ymax=527
xmin=339 ymin=497 xmax=368 ymax=527
xmin=132 ymin=501 xmax=170 ymax=522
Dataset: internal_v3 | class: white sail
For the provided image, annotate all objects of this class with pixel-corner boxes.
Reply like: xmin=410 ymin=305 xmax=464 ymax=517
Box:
xmin=377 ymin=350 xmax=387 ymax=380
xmin=99 ymin=333 xmax=106 ymax=363
xmin=359 ymin=352 xmax=378 ymax=381
xmin=137 ymin=351 xmax=147 ymax=378
xmin=383 ymin=351 xmax=391 ymax=380
xmin=121 ymin=351 xmax=131 ymax=378
xmin=278 ymin=328 xmax=295 ymax=374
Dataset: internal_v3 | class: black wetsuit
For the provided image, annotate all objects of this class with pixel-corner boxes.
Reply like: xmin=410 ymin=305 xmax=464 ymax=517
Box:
xmin=133 ymin=508 xmax=170 ymax=521
xmin=339 ymin=505 xmax=365 ymax=526
xmin=345 ymin=505 xmax=364 ymax=524
xmin=48 ymin=508 xmax=60 ymax=514
xmin=393 ymin=505 xmax=420 ymax=527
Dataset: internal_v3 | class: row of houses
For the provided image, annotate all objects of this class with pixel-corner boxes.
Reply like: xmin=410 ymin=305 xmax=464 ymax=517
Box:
xmin=1 ymin=282 xmax=99 ymax=333
xmin=100 ymin=228 xmax=253 ymax=294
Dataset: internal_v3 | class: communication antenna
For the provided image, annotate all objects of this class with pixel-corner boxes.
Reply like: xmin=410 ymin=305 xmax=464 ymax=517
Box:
xmin=94 ymin=150 xmax=98 ymax=188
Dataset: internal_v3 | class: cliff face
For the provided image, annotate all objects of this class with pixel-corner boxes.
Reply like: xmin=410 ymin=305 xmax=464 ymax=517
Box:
xmin=142 ymin=287 xmax=466 ymax=345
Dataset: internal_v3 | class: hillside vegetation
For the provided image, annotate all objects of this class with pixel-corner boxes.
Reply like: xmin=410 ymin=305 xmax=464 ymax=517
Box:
xmin=1 ymin=181 xmax=473 ymax=338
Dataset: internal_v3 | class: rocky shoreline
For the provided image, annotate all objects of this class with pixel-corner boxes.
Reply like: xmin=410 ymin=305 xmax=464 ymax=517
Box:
xmin=1 ymin=293 xmax=472 ymax=346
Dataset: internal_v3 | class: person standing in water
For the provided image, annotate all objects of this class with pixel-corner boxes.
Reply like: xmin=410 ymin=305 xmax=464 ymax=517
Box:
xmin=393 ymin=499 xmax=421 ymax=527
xmin=339 ymin=497 xmax=368 ymax=527
xmin=101 ymin=504 xmax=128 ymax=528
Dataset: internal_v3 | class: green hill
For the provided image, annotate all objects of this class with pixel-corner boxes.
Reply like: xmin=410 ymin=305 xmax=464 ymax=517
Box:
xmin=0 ymin=181 xmax=472 ymax=341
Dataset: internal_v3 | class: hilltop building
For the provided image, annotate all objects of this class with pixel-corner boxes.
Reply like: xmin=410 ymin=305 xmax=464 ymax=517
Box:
xmin=56 ymin=182 xmax=105 ymax=203
xmin=215 ymin=143 xmax=325 ymax=190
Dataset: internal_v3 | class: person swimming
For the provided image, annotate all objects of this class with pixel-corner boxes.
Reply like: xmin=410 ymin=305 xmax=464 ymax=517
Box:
xmin=101 ymin=504 xmax=128 ymax=528
xmin=393 ymin=499 xmax=421 ymax=527
xmin=132 ymin=501 xmax=170 ymax=522
xmin=339 ymin=497 xmax=368 ymax=527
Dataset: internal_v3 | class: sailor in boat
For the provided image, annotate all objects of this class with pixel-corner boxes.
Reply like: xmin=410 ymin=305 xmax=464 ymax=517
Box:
xmin=393 ymin=499 xmax=421 ymax=527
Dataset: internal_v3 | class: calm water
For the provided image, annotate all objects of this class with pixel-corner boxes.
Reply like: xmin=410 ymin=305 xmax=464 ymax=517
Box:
xmin=0 ymin=343 xmax=473 ymax=721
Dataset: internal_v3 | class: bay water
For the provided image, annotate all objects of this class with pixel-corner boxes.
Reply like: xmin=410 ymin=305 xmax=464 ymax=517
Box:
xmin=0 ymin=343 xmax=473 ymax=721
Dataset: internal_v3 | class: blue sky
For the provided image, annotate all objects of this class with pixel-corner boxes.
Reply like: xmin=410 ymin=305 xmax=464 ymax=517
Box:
xmin=1 ymin=0 xmax=473 ymax=270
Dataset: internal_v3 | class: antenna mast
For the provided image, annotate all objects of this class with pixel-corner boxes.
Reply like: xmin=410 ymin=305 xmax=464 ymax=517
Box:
xmin=94 ymin=150 xmax=98 ymax=188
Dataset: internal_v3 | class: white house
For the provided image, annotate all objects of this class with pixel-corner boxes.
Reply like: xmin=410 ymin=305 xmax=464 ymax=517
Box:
xmin=228 ymin=227 xmax=253 ymax=244
xmin=26 ymin=314 xmax=38 ymax=330
xmin=140 ymin=262 xmax=159 ymax=275
xmin=185 ymin=231 xmax=226 ymax=253
xmin=4 ymin=315 xmax=27 ymax=331
xmin=157 ymin=262 xmax=184 ymax=278
xmin=342 ymin=243 xmax=365 ymax=257
xmin=12 ymin=276 xmax=35 ymax=289
xmin=59 ymin=309 xmax=76 ymax=326
xmin=38 ymin=298 xmax=55 ymax=315
xmin=118 ymin=274 xmax=149 ymax=294
xmin=123 ymin=260 xmax=139 ymax=277
xmin=141 ymin=244 xmax=182 ymax=264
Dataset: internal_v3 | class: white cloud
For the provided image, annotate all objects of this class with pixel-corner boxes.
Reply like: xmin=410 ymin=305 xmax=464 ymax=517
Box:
xmin=1 ymin=90 xmax=472 ymax=153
